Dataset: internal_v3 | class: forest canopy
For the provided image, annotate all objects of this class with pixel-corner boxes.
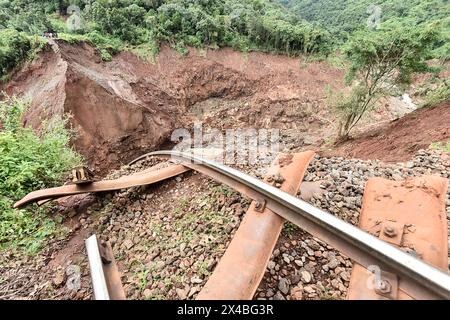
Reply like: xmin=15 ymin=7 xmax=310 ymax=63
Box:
xmin=0 ymin=0 xmax=448 ymax=79
xmin=279 ymin=0 xmax=449 ymax=60
xmin=0 ymin=0 xmax=336 ymax=78
xmin=0 ymin=0 xmax=331 ymax=53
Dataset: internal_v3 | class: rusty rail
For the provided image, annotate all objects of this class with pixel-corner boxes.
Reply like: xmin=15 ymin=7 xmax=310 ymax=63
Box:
xmin=138 ymin=150 xmax=450 ymax=300
xmin=197 ymin=151 xmax=315 ymax=300
xmin=14 ymin=164 xmax=190 ymax=209
xmin=85 ymin=235 xmax=126 ymax=300
xmin=16 ymin=150 xmax=450 ymax=299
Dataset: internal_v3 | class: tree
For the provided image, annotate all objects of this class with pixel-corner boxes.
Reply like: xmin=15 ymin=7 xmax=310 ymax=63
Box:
xmin=335 ymin=22 xmax=439 ymax=140
xmin=0 ymin=29 xmax=32 ymax=79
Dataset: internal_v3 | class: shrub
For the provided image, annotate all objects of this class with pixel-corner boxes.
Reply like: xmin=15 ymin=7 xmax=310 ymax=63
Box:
xmin=0 ymin=29 xmax=32 ymax=80
xmin=334 ymin=23 xmax=439 ymax=140
xmin=0 ymin=98 xmax=83 ymax=254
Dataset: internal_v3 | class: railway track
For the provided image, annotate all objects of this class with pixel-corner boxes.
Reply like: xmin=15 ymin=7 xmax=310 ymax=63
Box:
xmin=15 ymin=150 xmax=450 ymax=300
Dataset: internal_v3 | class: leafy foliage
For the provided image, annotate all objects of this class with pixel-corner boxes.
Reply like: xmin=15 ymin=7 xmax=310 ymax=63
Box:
xmin=280 ymin=0 xmax=450 ymax=60
xmin=431 ymin=140 xmax=450 ymax=153
xmin=421 ymin=78 xmax=450 ymax=107
xmin=334 ymin=24 xmax=439 ymax=139
xmin=0 ymin=29 xmax=45 ymax=81
xmin=0 ymin=98 xmax=83 ymax=254
xmin=1 ymin=0 xmax=331 ymax=65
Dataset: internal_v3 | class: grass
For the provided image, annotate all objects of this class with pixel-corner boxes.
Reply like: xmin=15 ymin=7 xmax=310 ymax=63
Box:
xmin=128 ymin=42 xmax=159 ymax=64
xmin=0 ymin=97 xmax=83 ymax=254
xmin=137 ymin=266 xmax=151 ymax=292
xmin=422 ymin=79 xmax=450 ymax=108
xmin=283 ymin=221 xmax=300 ymax=234
xmin=58 ymin=31 xmax=123 ymax=62
xmin=430 ymin=140 xmax=450 ymax=152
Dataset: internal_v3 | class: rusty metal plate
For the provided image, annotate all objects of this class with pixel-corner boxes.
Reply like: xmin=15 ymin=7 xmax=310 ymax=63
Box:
xmin=347 ymin=176 xmax=449 ymax=300
xmin=196 ymin=151 xmax=315 ymax=300
xmin=379 ymin=221 xmax=405 ymax=246
xmin=14 ymin=164 xmax=190 ymax=209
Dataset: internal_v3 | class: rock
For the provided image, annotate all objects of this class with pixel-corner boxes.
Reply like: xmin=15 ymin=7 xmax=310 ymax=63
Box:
xmin=67 ymin=209 xmax=78 ymax=218
xmin=53 ymin=268 xmax=66 ymax=287
xmin=303 ymin=285 xmax=315 ymax=294
xmin=294 ymin=260 xmax=303 ymax=267
xmin=190 ymin=276 xmax=203 ymax=284
xmin=290 ymin=274 xmax=301 ymax=285
xmin=185 ymin=286 xmax=200 ymax=298
xmin=340 ymin=271 xmax=351 ymax=282
xmin=300 ymin=270 xmax=312 ymax=284
xmin=123 ymin=239 xmax=134 ymax=250
xmin=290 ymin=286 xmax=303 ymax=300
xmin=143 ymin=289 xmax=154 ymax=298
xmin=266 ymin=289 xmax=275 ymax=298
xmin=273 ymin=292 xmax=286 ymax=300
xmin=331 ymin=279 xmax=340 ymax=289
xmin=306 ymin=240 xmax=321 ymax=251
xmin=278 ymin=277 xmax=290 ymax=295
xmin=176 ymin=288 xmax=188 ymax=300
xmin=267 ymin=261 xmax=276 ymax=270
xmin=327 ymin=257 xmax=339 ymax=269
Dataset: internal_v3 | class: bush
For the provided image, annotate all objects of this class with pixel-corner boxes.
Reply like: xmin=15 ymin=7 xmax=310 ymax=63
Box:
xmin=0 ymin=29 xmax=32 ymax=80
xmin=334 ymin=23 xmax=439 ymax=139
xmin=422 ymin=79 xmax=450 ymax=107
xmin=0 ymin=98 xmax=83 ymax=254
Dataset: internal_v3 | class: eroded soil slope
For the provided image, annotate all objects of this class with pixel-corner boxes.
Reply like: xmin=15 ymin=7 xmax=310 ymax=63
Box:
xmin=326 ymin=101 xmax=450 ymax=162
xmin=3 ymin=41 xmax=345 ymax=173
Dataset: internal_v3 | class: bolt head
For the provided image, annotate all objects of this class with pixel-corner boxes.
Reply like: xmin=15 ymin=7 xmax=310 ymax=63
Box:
xmin=383 ymin=226 xmax=397 ymax=238
xmin=376 ymin=279 xmax=392 ymax=294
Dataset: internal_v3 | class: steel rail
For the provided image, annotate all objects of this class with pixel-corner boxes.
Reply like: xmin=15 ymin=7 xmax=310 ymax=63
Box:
xmin=137 ymin=150 xmax=450 ymax=300
xmin=14 ymin=164 xmax=190 ymax=209
xmin=85 ymin=235 xmax=110 ymax=300
xmin=85 ymin=235 xmax=126 ymax=300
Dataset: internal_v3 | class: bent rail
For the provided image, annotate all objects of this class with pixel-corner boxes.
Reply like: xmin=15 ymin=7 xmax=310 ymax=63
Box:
xmin=142 ymin=150 xmax=450 ymax=300
xmin=14 ymin=164 xmax=190 ymax=209
xmin=16 ymin=150 xmax=450 ymax=299
xmin=197 ymin=151 xmax=315 ymax=300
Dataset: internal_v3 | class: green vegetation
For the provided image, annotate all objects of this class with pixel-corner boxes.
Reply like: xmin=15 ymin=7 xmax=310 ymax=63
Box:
xmin=0 ymin=29 xmax=45 ymax=81
xmin=332 ymin=23 xmax=439 ymax=139
xmin=280 ymin=0 xmax=450 ymax=60
xmin=1 ymin=1 xmax=448 ymax=138
xmin=431 ymin=140 xmax=450 ymax=152
xmin=0 ymin=0 xmax=332 ymax=70
xmin=0 ymin=98 xmax=83 ymax=254
xmin=421 ymin=78 xmax=450 ymax=108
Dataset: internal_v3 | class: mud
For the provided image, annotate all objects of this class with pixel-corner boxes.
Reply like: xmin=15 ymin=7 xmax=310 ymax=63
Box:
xmin=326 ymin=101 xmax=450 ymax=162
xmin=3 ymin=41 xmax=345 ymax=174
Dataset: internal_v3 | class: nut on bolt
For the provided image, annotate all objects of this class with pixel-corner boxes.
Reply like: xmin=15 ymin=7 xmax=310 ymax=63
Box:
xmin=383 ymin=226 xmax=397 ymax=238
xmin=254 ymin=199 xmax=266 ymax=212
xmin=376 ymin=279 xmax=392 ymax=294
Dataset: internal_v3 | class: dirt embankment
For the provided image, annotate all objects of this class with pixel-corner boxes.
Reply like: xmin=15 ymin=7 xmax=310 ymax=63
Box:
xmin=4 ymin=40 xmax=446 ymax=172
xmin=3 ymin=41 xmax=345 ymax=173
xmin=325 ymin=100 xmax=450 ymax=162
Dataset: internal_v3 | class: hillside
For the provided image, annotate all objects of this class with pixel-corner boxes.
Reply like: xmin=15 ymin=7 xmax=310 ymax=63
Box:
xmin=3 ymin=40 xmax=345 ymax=173
xmin=280 ymin=0 xmax=450 ymax=56
xmin=0 ymin=0 xmax=449 ymax=303
xmin=0 ymin=0 xmax=332 ymax=81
